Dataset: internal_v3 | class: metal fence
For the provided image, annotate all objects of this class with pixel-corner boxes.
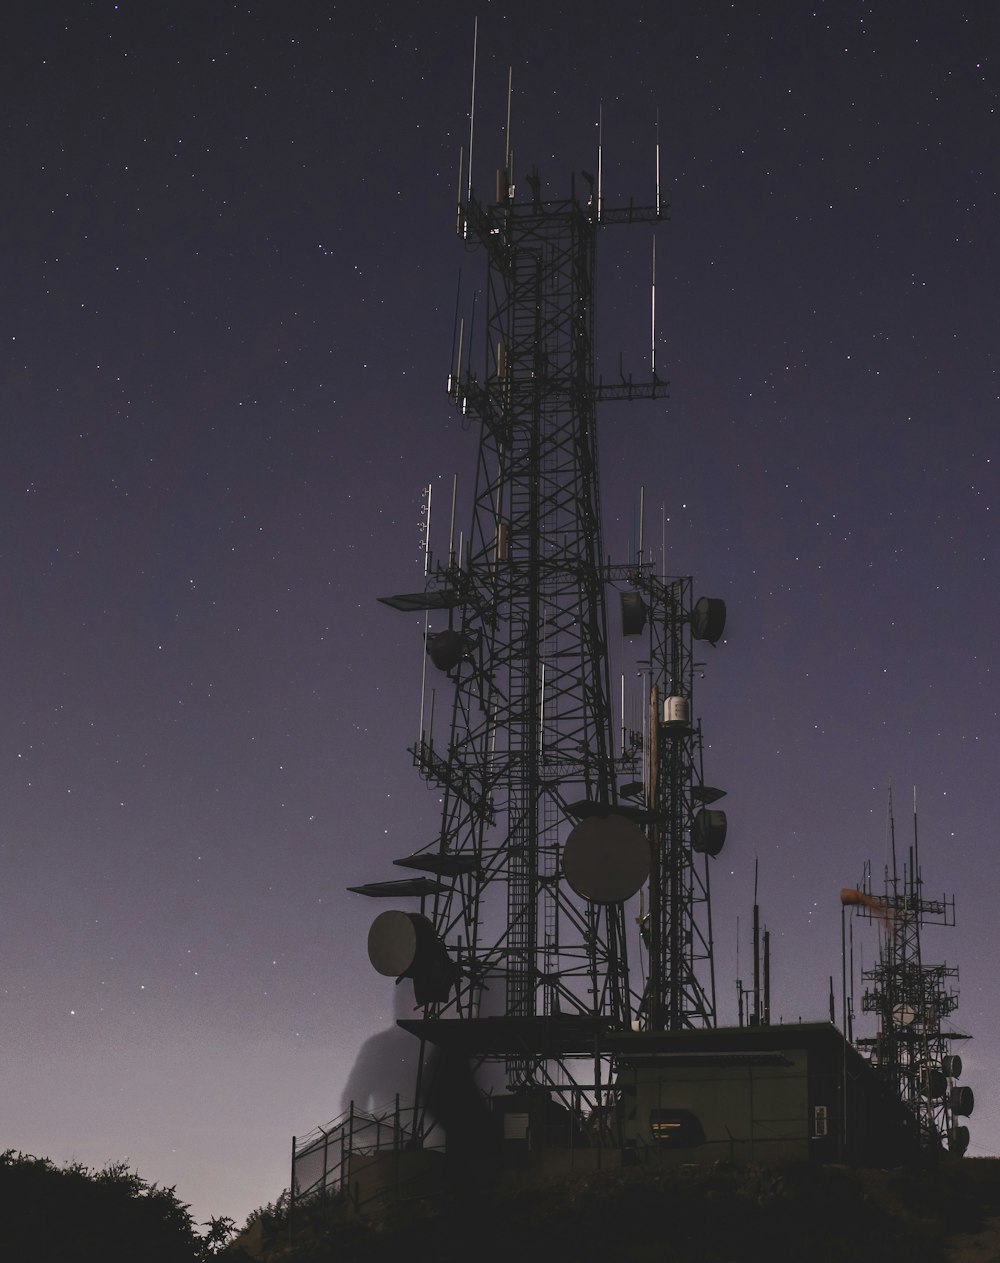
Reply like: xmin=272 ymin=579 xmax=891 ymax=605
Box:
xmin=290 ymin=1096 xmax=443 ymax=1219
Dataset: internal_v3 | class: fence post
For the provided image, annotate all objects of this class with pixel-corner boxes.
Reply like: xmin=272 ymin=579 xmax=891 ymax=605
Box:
xmin=288 ymin=1135 xmax=297 ymax=1247
xmin=347 ymin=1100 xmax=355 ymax=1201
xmin=394 ymin=1093 xmax=401 ymax=1205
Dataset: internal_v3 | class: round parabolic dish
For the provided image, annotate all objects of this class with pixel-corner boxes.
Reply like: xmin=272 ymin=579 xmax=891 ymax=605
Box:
xmin=692 ymin=596 xmax=727 ymax=645
xmin=427 ymin=629 xmax=464 ymax=671
xmin=563 ymin=814 xmax=650 ymax=904
xmin=692 ymin=808 xmax=727 ymax=857
xmin=951 ymin=1085 xmax=975 ymax=1117
xmin=368 ymin=909 xmax=420 ymax=977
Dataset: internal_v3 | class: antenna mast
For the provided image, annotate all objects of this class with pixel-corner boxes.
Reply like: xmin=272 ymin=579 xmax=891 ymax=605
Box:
xmin=466 ymin=18 xmax=478 ymax=203
xmin=849 ymin=789 xmax=970 ymax=1154
xmin=359 ymin=54 xmax=726 ymax=1144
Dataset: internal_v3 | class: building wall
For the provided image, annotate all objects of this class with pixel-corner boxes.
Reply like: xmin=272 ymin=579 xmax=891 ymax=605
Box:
xmin=621 ymin=1053 xmax=818 ymax=1164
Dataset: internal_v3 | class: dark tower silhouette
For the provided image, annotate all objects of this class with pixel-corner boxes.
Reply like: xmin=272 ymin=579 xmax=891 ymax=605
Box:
xmin=846 ymin=789 xmax=971 ymax=1154
xmin=351 ymin=113 xmax=728 ymax=1148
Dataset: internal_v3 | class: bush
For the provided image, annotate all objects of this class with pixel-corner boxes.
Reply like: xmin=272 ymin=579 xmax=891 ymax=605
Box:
xmin=0 ymin=1150 xmax=230 ymax=1263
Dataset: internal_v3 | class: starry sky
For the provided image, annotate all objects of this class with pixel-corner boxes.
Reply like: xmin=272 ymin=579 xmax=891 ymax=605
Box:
xmin=3 ymin=0 xmax=997 ymax=1229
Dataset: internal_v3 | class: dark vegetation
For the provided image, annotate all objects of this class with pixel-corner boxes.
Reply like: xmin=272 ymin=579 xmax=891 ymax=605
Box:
xmin=0 ymin=1150 xmax=233 ymax=1262
xmin=10 ymin=1144 xmax=1000 ymax=1263
xmin=230 ymin=1157 xmax=1000 ymax=1263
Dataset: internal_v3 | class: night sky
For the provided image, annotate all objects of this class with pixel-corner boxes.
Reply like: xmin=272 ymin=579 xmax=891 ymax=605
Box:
xmin=3 ymin=0 xmax=997 ymax=1229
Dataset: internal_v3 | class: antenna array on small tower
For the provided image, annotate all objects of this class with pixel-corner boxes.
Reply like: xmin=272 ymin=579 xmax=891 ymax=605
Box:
xmin=845 ymin=789 xmax=972 ymax=1155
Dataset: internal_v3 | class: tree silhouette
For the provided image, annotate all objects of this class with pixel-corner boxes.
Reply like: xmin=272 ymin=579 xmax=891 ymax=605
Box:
xmin=0 ymin=1150 xmax=231 ymax=1262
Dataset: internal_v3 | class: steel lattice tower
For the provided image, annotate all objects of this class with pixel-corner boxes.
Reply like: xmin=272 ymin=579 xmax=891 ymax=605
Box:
xmin=623 ymin=574 xmax=724 ymax=1032
xmin=447 ymin=174 xmax=625 ymax=1041
xmin=355 ymin=152 xmax=728 ymax=1135
xmin=849 ymin=790 xmax=971 ymax=1154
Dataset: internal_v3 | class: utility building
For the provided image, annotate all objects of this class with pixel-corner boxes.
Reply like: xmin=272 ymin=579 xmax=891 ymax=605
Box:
xmin=611 ymin=1023 xmax=916 ymax=1169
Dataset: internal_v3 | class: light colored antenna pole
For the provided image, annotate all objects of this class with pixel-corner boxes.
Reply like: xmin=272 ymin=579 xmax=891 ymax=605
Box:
xmin=467 ymin=17 xmax=478 ymax=204
xmin=539 ymin=662 xmax=546 ymax=752
xmin=638 ymin=484 xmax=645 ymax=566
xmin=655 ymin=107 xmax=661 ymax=217
xmin=661 ymin=501 xmax=667 ymax=580
xmin=488 ymin=698 xmax=498 ymax=772
xmin=620 ymin=672 xmax=626 ymax=760
xmin=650 ymin=234 xmax=657 ymax=378
xmin=423 ymin=481 xmax=433 ymax=576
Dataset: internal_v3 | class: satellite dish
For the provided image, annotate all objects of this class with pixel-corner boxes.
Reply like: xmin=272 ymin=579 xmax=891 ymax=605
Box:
xmin=367 ymin=910 xmax=458 ymax=1003
xmin=949 ymin=1125 xmax=970 ymax=1156
xmin=950 ymin=1085 xmax=975 ymax=1117
xmin=426 ymin=629 xmax=465 ymax=671
xmin=562 ymin=814 xmax=650 ymax=904
xmin=692 ymin=596 xmax=726 ymax=645
xmin=891 ymin=1003 xmax=916 ymax=1027
xmin=943 ymin=1053 xmax=963 ymax=1079
xmin=620 ymin=591 xmax=647 ymax=636
xmin=368 ymin=909 xmax=431 ymax=977
xmin=692 ymin=808 xmax=727 ymax=857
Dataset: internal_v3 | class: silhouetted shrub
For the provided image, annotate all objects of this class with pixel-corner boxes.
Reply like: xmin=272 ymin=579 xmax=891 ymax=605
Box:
xmin=0 ymin=1150 xmax=226 ymax=1263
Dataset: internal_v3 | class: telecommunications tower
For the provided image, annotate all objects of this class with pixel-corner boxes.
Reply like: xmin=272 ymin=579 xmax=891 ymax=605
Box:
xmin=351 ymin=102 xmax=729 ymax=1139
xmin=844 ymin=790 xmax=972 ymax=1155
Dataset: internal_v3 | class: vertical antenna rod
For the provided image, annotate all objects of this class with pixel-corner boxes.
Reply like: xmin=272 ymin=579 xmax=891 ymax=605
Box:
xmin=416 ymin=479 xmax=432 ymax=741
xmin=467 ymin=18 xmax=478 ymax=204
xmin=652 ymin=110 xmax=661 ymax=376
xmin=655 ymin=107 xmax=662 ymax=218
xmin=423 ymin=481 xmax=433 ymax=576
xmin=736 ymin=916 xmax=743 ymax=1026
xmin=650 ymin=235 xmax=657 ymax=378
xmin=504 ymin=65 xmax=513 ymax=176
xmin=912 ymin=785 xmax=920 ymax=884
xmin=752 ymin=857 xmax=760 ymax=1026
xmin=620 ymin=673 xmax=626 ymax=760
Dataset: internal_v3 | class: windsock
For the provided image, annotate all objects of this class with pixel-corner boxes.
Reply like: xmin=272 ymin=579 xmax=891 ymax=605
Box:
xmin=840 ymin=887 xmax=896 ymax=927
